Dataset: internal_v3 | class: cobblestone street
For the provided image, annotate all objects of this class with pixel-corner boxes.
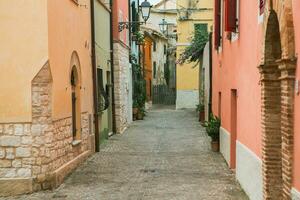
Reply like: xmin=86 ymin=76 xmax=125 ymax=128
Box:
xmin=4 ymin=107 xmax=248 ymax=200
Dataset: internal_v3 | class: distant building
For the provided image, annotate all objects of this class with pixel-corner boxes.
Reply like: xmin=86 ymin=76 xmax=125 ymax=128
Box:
xmin=141 ymin=0 xmax=177 ymax=105
xmin=176 ymin=0 xmax=213 ymax=109
xmin=143 ymin=34 xmax=154 ymax=102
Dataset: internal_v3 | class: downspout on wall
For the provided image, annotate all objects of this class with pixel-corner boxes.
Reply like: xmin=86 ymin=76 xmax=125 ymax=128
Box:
xmin=208 ymin=32 xmax=213 ymax=116
xmin=110 ymin=0 xmax=117 ymax=134
xmin=90 ymin=0 xmax=100 ymax=152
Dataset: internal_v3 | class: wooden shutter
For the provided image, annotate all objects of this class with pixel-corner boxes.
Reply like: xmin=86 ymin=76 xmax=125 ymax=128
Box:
xmin=131 ymin=2 xmax=137 ymax=32
xmin=259 ymin=0 xmax=265 ymax=15
xmin=225 ymin=0 xmax=237 ymax=32
xmin=214 ymin=0 xmax=221 ymax=49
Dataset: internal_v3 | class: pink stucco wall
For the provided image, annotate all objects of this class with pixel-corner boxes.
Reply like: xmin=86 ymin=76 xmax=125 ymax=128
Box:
xmin=213 ymin=0 xmax=300 ymax=192
xmin=212 ymin=0 xmax=263 ymax=158
xmin=47 ymin=0 xmax=93 ymax=120
xmin=113 ymin=0 xmax=129 ymax=44
xmin=292 ymin=0 xmax=300 ymax=192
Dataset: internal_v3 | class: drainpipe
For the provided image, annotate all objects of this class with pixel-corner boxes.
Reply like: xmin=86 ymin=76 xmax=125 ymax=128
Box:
xmin=208 ymin=32 xmax=213 ymax=116
xmin=90 ymin=0 xmax=100 ymax=152
xmin=110 ymin=0 xmax=117 ymax=134
xmin=137 ymin=0 xmax=141 ymax=67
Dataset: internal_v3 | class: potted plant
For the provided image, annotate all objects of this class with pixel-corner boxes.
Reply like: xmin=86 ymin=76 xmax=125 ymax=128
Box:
xmin=204 ymin=114 xmax=221 ymax=152
xmin=132 ymin=64 xmax=147 ymax=121
xmin=196 ymin=104 xmax=205 ymax=123
xmin=137 ymin=107 xmax=145 ymax=120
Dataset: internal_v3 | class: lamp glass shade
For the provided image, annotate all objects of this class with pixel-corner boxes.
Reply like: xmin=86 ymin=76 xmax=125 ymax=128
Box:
xmin=140 ymin=0 xmax=152 ymax=22
xmin=159 ymin=19 xmax=168 ymax=33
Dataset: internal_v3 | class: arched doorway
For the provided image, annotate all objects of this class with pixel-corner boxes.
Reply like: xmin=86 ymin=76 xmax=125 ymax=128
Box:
xmin=259 ymin=1 xmax=297 ymax=198
xmin=260 ymin=10 xmax=283 ymax=198
xmin=70 ymin=64 xmax=81 ymax=141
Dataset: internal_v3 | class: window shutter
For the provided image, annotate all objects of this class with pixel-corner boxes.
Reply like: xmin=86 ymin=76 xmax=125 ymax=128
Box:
xmin=259 ymin=0 xmax=265 ymax=15
xmin=131 ymin=3 xmax=137 ymax=32
xmin=225 ymin=0 xmax=237 ymax=32
xmin=214 ymin=0 xmax=221 ymax=49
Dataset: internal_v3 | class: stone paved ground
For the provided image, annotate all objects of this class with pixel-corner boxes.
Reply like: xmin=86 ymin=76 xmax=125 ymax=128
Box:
xmin=4 ymin=107 xmax=248 ymax=200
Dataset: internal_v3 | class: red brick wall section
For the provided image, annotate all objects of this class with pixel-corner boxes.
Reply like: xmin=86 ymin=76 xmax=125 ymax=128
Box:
xmin=259 ymin=0 xmax=297 ymax=199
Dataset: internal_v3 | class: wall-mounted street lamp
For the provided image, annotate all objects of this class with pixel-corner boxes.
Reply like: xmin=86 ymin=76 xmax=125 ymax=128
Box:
xmin=159 ymin=19 xmax=168 ymax=33
xmin=159 ymin=19 xmax=175 ymax=37
xmin=119 ymin=0 xmax=152 ymax=32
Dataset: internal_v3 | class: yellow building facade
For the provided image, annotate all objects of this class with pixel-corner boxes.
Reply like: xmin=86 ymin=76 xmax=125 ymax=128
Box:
xmin=176 ymin=0 xmax=213 ymax=109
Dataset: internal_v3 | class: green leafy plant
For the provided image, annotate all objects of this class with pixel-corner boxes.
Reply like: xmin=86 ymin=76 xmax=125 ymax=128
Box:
xmin=196 ymin=104 xmax=205 ymax=112
xmin=133 ymin=31 xmax=144 ymax=45
xmin=133 ymin=99 xmax=139 ymax=108
xmin=132 ymin=64 xmax=146 ymax=112
xmin=204 ymin=114 xmax=221 ymax=142
xmin=130 ymin=53 xmax=138 ymax=64
xmin=177 ymin=25 xmax=209 ymax=66
xmin=164 ymin=64 xmax=170 ymax=86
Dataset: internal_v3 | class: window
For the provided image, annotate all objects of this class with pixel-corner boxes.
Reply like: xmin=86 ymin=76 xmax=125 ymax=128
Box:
xmin=225 ymin=0 xmax=239 ymax=33
xmin=71 ymin=66 xmax=81 ymax=140
xmin=214 ymin=0 xmax=222 ymax=49
xmin=164 ymin=45 xmax=167 ymax=55
xmin=153 ymin=42 xmax=156 ymax=52
xmin=218 ymin=92 xmax=222 ymax=119
xmin=153 ymin=61 xmax=157 ymax=78
xmin=195 ymin=24 xmax=208 ymax=37
xmin=259 ymin=0 xmax=265 ymax=15
xmin=97 ymin=68 xmax=109 ymax=112
xmin=164 ymin=63 xmax=170 ymax=85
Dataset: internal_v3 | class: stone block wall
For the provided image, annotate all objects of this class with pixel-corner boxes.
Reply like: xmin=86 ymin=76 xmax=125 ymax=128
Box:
xmin=113 ymin=42 xmax=131 ymax=134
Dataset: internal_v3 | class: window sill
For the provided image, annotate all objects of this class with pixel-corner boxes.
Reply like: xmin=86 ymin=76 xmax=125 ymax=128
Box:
xmin=72 ymin=140 xmax=82 ymax=146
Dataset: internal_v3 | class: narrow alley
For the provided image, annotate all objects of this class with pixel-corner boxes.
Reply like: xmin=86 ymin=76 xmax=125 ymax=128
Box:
xmin=5 ymin=107 xmax=247 ymax=200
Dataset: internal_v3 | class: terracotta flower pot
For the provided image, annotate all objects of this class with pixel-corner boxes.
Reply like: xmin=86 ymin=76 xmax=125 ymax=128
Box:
xmin=211 ymin=141 xmax=220 ymax=152
xmin=133 ymin=107 xmax=138 ymax=115
xmin=137 ymin=112 xmax=144 ymax=120
xmin=199 ymin=111 xmax=205 ymax=122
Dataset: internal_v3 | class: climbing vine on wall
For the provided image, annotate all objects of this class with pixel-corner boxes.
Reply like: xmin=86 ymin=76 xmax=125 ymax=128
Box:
xmin=132 ymin=63 xmax=146 ymax=109
xmin=177 ymin=24 xmax=209 ymax=65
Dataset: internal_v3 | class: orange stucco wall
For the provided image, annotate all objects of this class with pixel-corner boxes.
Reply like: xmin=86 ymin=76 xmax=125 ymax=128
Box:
xmin=144 ymin=36 xmax=152 ymax=101
xmin=292 ymin=0 xmax=300 ymax=191
xmin=212 ymin=0 xmax=263 ymax=158
xmin=47 ymin=0 xmax=93 ymax=120
xmin=0 ymin=0 xmax=49 ymax=123
xmin=0 ymin=0 xmax=93 ymax=122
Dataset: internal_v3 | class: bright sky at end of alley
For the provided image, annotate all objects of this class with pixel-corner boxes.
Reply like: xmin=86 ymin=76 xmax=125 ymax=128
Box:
xmin=148 ymin=0 xmax=162 ymax=5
